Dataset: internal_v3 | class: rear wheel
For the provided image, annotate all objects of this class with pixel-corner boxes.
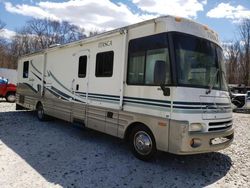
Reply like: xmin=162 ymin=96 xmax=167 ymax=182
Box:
xmin=129 ymin=125 xmax=156 ymax=161
xmin=37 ymin=103 xmax=47 ymax=121
xmin=5 ymin=93 xmax=16 ymax=103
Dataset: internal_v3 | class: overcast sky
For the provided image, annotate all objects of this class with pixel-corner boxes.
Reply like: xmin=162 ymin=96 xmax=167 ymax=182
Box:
xmin=0 ymin=0 xmax=250 ymax=42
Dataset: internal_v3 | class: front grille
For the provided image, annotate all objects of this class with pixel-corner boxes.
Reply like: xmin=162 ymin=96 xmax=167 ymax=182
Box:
xmin=208 ymin=120 xmax=233 ymax=132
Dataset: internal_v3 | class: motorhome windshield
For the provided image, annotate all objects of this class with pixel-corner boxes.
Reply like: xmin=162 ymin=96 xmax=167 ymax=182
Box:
xmin=173 ymin=32 xmax=227 ymax=91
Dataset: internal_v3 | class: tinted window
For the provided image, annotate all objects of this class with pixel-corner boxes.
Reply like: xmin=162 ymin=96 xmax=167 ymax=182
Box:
xmin=127 ymin=33 xmax=171 ymax=85
xmin=95 ymin=51 xmax=114 ymax=77
xmin=0 ymin=78 xmax=8 ymax=84
xmin=23 ymin=61 xmax=29 ymax=78
xmin=78 ymin=56 xmax=87 ymax=78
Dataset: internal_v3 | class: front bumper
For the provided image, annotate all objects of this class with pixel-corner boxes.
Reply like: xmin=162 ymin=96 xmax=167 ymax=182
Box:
xmin=168 ymin=120 xmax=234 ymax=155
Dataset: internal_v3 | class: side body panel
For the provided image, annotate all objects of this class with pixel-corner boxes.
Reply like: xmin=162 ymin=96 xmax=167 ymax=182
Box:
xmin=16 ymin=55 xmax=44 ymax=110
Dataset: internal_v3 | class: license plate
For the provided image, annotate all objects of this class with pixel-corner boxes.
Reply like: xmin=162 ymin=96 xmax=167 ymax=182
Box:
xmin=210 ymin=137 xmax=230 ymax=145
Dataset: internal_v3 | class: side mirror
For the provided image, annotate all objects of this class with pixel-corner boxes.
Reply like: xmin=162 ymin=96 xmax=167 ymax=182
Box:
xmin=154 ymin=60 xmax=170 ymax=96
xmin=154 ymin=60 xmax=167 ymax=85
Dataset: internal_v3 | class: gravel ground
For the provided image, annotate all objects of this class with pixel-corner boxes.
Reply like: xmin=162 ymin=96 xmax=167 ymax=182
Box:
xmin=0 ymin=100 xmax=249 ymax=188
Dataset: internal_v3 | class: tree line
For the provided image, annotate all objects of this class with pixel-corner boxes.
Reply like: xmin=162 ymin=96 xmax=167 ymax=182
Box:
xmin=224 ymin=19 xmax=250 ymax=86
xmin=0 ymin=18 xmax=100 ymax=69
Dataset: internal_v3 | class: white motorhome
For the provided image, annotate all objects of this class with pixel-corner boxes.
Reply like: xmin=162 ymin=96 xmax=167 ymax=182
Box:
xmin=16 ymin=16 xmax=234 ymax=160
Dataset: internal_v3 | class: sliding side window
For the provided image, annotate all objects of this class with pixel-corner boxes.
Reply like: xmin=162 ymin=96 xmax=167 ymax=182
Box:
xmin=95 ymin=51 xmax=114 ymax=77
xmin=78 ymin=56 xmax=87 ymax=78
xmin=23 ymin=61 xmax=29 ymax=78
xmin=127 ymin=33 xmax=171 ymax=85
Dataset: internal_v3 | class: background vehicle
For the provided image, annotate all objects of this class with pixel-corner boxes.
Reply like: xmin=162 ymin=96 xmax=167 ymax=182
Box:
xmin=16 ymin=16 xmax=234 ymax=160
xmin=231 ymin=91 xmax=250 ymax=112
xmin=0 ymin=77 xmax=16 ymax=102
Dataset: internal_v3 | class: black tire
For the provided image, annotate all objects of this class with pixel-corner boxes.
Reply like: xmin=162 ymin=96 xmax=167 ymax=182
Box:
xmin=129 ymin=125 xmax=156 ymax=161
xmin=36 ymin=103 xmax=47 ymax=121
xmin=5 ymin=93 xmax=16 ymax=103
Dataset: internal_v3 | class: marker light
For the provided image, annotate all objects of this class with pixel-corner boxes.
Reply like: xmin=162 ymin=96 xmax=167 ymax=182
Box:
xmin=203 ymin=25 xmax=209 ymax=30
xmin=175 ymin=17 xmax=182 ymax=22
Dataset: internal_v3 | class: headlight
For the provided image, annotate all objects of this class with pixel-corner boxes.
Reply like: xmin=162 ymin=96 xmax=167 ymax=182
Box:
xmin=189 ymin=123 xmax=204 ymax=132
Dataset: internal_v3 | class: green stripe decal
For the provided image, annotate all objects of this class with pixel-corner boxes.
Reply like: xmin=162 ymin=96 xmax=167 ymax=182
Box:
xmin=48 ymin=71 xmax=71 ymax=93
xmin=31 ymin=61 xmax=42 ymax=75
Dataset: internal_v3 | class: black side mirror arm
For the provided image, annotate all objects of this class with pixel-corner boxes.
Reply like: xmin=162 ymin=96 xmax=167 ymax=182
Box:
xmin=160 ymin=84 xmax=170 ymax=96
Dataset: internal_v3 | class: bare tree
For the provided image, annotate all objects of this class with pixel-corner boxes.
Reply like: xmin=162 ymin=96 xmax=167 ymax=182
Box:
xmin=0 ymin=20 xmax=17 ymax=69
xmin=224 ymin=42 xmax=240 ymax=84
xmin=0 ymin=19 xmax=6 ymax=51
xmin=89 ymin=29 xmax=105 ymax=37
xmin=26 ymin=19 xmax=86 ymax=49
xmin=10 ymin=18 xmax=87 ymax=56
xmin=239 ymin=19 xmax=250 ymax=85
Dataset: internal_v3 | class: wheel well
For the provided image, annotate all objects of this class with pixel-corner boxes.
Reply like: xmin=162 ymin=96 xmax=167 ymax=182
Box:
xmin=36 ymin=101 xmax=42 ymax=110
xmin=124 ymin=122 xmax=153 ymax=142
xmin=6 ymin=91 xmax=16 ymax=96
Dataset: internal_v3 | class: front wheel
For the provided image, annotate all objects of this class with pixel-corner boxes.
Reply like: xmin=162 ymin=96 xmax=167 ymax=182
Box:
xmin=37 ymin=103 xmax=47 ymax=121
xmin=129 ymin=125 xmax=156 ymax=161
xmin=6 ymin=93 xmax=16 ymax=103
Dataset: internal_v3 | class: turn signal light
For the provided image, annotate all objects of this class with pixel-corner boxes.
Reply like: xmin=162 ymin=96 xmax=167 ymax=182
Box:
xmin=158 ymin=122 xmax=167 ymax=127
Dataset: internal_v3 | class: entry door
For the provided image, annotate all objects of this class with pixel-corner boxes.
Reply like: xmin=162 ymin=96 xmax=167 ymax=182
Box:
xmin=73 ymin=50 xmax=89 ymax=102
xmin=71 ymin=50 xmax=90 ymax=122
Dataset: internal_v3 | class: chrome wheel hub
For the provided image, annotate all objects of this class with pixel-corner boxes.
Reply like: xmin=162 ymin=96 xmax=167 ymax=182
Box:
xmin=134 ymin=131 xmax=152 ymax=155
xmin=8 ymin=95 xmax=16 ymax=102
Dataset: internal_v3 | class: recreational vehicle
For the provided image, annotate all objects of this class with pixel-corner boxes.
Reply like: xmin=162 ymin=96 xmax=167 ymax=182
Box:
xmin=16 ymin=16 xmax=234 ymax=160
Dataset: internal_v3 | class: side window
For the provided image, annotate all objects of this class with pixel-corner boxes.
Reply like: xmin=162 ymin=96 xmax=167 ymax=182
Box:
xmin=145 ymin=48 xmax=170 ymax=84
xmin=0 ymin=78 xmax=7 ymax=84
xmin=127 ymin=33 xmax=171 ymax=85
xmin=78 ymin=56 xmax=87 ymax=78
xmin=95 ymin=51 xmax=114 ymax=77
xmin=128 ymin=52 xmax=145 ymax=84
xmin=23 ymin=61 xmax=29 ymax=78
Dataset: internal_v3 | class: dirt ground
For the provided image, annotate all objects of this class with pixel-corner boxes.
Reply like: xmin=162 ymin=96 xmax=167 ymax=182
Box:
xmin=0 ymin=101 xmax=249 ymax=188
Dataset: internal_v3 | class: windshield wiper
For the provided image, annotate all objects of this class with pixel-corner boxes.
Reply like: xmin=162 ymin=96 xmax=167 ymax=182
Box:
xmin=221 ymin=70 xmax=227 ymax=87
xmin=206 ymin=69 xmax=219 ymax=94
